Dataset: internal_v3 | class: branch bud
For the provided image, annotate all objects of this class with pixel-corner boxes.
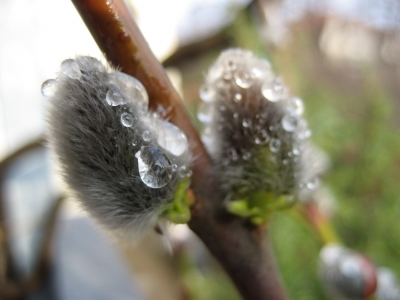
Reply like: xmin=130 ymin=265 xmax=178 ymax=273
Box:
xmin=199 ymin=49 xmax=323 ymax=224
xmin=319 ymin=243 xmax=377 ymax=298
xmin=44 ymin=56 xmax=192 ymax=238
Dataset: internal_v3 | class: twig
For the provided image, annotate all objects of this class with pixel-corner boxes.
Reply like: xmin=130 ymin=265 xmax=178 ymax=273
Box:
xmin=301 ymin=202 xmax=341 ymax=245
xmin=71 ymin=0 xmax=288 ymax=298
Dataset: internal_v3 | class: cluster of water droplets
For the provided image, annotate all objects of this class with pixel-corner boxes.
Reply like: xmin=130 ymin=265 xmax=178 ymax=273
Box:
xmin=41 ymin=59 xmax=82 ymax=97
xmin=107 ymin=72 xmax=148 ymax=109
xmin=103 ymin=71 xmax=190 ymax=189
xmin=198 ymin=49 xmax=319 ymax=197
xmin=42 ymin=57 xmax=191 ymax=189
xmin=41 ymin=58 xmax=101 ymax=97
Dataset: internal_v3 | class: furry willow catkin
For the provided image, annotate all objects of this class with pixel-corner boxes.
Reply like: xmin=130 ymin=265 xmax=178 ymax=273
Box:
xmin=198 ymin=49 xmax=325 ymax=224
xmin=319 ymin=244 xmax=377 ymax=298
xmin=44 ymin=56 xmax=192 ymax=238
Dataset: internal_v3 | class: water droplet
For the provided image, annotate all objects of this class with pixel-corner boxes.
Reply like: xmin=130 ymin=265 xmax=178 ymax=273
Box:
xmin=234 ymin=69 xmax=254 ymax=89
xmin=142 ymin=130 xmax=151 ymax=141
xmin=234 ymin=93 xmax=242 ymax=102
xmin=155 ymin=120 xmax=189 ymax=156
xmin=297 ymin=119 xmax=311 ymax=140
xmin=255 ymin=130 xmax=270 ymax=145
xmin=109 ymin=72 xmax=148 ymax=109
xmin=136 ymin=146 xmax=172 ymax=188
xmin=121 ymin=112 xmax=134 ymax=127
xmin=199 ymin=84 xmax=215 ymax=102
xmin=87 ymin=57 xmax=104 ymax=70
xmin=307 ymin=177 xmax=319 ymax=190
xmin=41 ymin=79 xmax=57 ymax=97
xmin=299 ymin=129 xmax=312 ymax=140
xmin=242 ymin=152 xmax=252 ymax=160
xmin=269 ymin=138 xmax=281 ymax=153
xmin=220 ymin=105 xmax=226 ymax=111
xmin=197 ymin=103 xmax=213 ymax=123
xmin=233 ymin=112 xmax=239 ymax=119
xmin=208 ymin=64 xmax=224 ymax=81
xmin=261 ymin=79 xmax=285 ymax=102
xmin=293 ymin=148 xmax=300 ymax=156
xmin=61 ymin=59 xmax=81 ymax=80
xmin=172 ymin=164 xmax=178 ymax=172
xmin=283 ymin=159 xmax=289 ymax=165
xmin=287 ymin=97 xmax=304 ymax=116
xmin=178 ymin=165 xmax=192 ymax=178
xmin=76 ymin=56 xmax=104 ymax=72
xmin=132 ymin=140 xmax=138 ymax=146
xmin=242 ymin=118 xmax=251 ymax=128
xmin=282 ymin=113 xmax=299 ymax=132
xmin=251 ymin=61 xmax=272 ymax=78
xmin=106 ymin=86 xmax=126 ymax=106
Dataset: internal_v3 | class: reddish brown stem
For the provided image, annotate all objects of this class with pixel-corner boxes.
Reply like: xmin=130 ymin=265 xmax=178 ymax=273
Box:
xmin=71 ymin=0 xmax=288 ymax=299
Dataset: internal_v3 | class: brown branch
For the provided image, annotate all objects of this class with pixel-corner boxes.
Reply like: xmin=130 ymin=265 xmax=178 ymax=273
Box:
xmin=71 ymin=0 xmax=288 ymax=299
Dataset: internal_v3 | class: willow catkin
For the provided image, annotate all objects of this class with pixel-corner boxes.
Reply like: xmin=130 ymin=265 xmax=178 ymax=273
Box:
xmin=199 ymin=49 xmax=325 ymax=206
xmin=44 ymin=56 xmax=191 ymax=238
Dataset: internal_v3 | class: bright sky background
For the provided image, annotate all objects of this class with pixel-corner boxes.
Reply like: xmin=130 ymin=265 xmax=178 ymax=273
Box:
xmin=0 ymin=0 xmax=249 ymax=160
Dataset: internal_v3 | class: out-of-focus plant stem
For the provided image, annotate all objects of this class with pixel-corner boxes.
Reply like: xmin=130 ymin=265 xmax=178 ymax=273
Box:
xmin=301 ymin=203 xmax=341 ymax=245
xmin=71 ymin=0 xmax=288 ymax=299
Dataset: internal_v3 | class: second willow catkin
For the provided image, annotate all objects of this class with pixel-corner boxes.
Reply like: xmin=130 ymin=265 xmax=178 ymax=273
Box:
xmin=198 ymin=49 xmax=325 ymax=224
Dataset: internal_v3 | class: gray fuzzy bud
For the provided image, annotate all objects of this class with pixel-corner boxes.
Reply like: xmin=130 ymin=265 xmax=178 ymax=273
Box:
xmin=45 ymin=56 xmax=191 ymax=238
xmin=199 ymin=49 xmax=322 ymax=200
xmin=376 ymin=268 xmax=400 ymax=300
xmin=319 ymin=244 xmax=377 ymax=299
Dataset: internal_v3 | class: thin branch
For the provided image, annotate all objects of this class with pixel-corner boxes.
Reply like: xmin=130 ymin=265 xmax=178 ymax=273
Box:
xmin=301 ymin=202 xmax=341 ymax=245
xmin=0 ymin=139 xmax=63 ymax=299
xmin=71 ymin=0 xmax=288 ymax=299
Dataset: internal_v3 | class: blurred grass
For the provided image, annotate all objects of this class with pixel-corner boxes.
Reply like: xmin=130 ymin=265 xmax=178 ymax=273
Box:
xmin=177 ymin=7 xmax=400 ymax=300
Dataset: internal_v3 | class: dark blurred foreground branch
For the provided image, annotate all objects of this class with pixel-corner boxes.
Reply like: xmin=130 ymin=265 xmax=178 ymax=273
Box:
xmin=0 ymin=139 xmax=64 ymax=299
xmin=71 ymin=0 xmax=288 ymax=299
